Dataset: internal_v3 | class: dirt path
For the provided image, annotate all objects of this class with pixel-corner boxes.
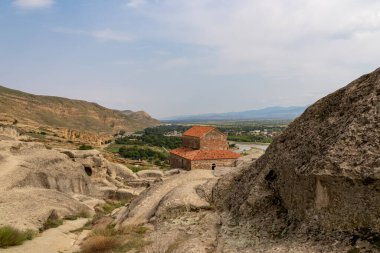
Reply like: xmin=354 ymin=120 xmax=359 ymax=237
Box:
xmin=116 ymin=170 xmax=215 ymax=227
xmin=2 ymin=219 xmax=89 ymax=253
xmin=0 ymin=156 xmax=20 ymax=190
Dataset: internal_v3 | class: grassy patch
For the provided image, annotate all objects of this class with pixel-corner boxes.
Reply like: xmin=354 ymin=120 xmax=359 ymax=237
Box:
xmin=81 ymin=235 xmax=121 ymax=253
xmin=42 ymin=218 xmax=63 ymax=231
xmin=105 ymin=143 xmax=124 ymax=153
xmin=64 ymin=209 xmax=91 ymax=221
xmin=41 ymin=211 xmax=63 ymax=231
xmin=130 ymin=165 xmax=147 ymax=173
xmin=79 ymin=144 xmax=94 ymax=150
xmin=81 ymin=225 xmax=150 ymax=253
xmin=0 ymin=226 xmax=35 ymax=248
xmin=99 ymin=200 xmax=129 ymax=214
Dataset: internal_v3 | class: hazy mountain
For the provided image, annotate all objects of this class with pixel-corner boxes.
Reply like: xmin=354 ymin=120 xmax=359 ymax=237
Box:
xmin=163 ymin=106 xmax=307 ymax=122
xmin=0 ymin=85 xmax=159 ymax=133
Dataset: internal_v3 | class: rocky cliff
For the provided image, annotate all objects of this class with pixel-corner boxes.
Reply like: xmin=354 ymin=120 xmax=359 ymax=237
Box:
xmin=213 ymin=68 xmax=380 ymax=251
xmin=0 ymin=85 xmax=159 ymax=134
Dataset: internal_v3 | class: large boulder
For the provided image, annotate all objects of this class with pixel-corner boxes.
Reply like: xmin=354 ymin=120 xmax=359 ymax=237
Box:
xmin=106 ymin=162 xmax=137 ymax=181
xmin=217 ymin=68 xmax=380 ymax=237
xmin=136 ymin=169 xmax=164 ymax=178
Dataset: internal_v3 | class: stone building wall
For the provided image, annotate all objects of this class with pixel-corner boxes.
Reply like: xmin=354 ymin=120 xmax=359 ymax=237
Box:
xmin=169 ymin=154 xmax=191 ymax=170
xmin=182 ymin=136 xmax=200 ymax=149
xmin=191 ymin=159 xmax=237 ymax=170
xmin=200 ymin=130 xmax=228 ymax=150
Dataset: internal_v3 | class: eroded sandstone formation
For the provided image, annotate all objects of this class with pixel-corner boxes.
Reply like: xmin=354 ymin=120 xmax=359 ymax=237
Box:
xmin=214 ymin=68 xmax=380 ymax=250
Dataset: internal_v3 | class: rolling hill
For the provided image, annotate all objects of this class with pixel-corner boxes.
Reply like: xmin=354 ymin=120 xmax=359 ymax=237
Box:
xmin=0 ymin=85 xmax=159 ymax=134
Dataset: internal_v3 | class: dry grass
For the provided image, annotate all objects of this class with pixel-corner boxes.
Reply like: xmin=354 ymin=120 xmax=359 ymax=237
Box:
xmin=81 ymin=235 xmax=121 ymax=253
xmin=64 ymin=209 xmax=91 ymax=221
xmin=80 ymin=224 xmax=151 ymax=253
xmin=0 ymin=226 xmax=34 ymax=248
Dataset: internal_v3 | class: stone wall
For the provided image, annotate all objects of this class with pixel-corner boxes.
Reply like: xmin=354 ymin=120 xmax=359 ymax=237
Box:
xmin=200 ymin=130 xmax=228 ymax=150
xmin=191 ymin=159 xmax=237 ymax=170
xmin=169 ymin=154 xmax=191 ymax=170
xmin=182 ymin=136 xmax=200 ymax=149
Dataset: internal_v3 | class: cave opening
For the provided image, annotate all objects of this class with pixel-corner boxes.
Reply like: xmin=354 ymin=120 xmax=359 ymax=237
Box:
xmin=84 ymin=166 xmax=93 ymax=176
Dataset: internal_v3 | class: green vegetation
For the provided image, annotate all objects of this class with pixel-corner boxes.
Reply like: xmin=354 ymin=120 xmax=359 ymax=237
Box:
xmin=142 ymin=125 xmax=190 ymax=135
xmin=118 ymin=146 xmax=168 ymax=162
xmin=42 ymin=216 xmax=63 ymax=231
xmin=0 ymin=226 xmax=34 ymax=248
xmin=129 ymin=165 xmax=151 ymax=173
xmin=79 ymin=144 xmax=94 ymax=150
xmin=229 ymin=143 xmax=236 ymax=148
xmin=63 ymin=209 xmax=91 ymax=221
xmin=105 ymin=143 xmax=124 ymax=153
xmin=115 ymin=135 xmax=181 ymax=149
xmin=100 ymin=200 xmax=130 ymax=214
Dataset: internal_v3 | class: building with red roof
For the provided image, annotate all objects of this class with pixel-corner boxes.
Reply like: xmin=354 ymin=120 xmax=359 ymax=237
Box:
xmin=169 ymin=126 xmax=240 ymax=170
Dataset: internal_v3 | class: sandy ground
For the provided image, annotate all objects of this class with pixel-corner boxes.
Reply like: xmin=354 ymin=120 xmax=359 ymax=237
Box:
xmin=2 ymin=218 xmax=90 ymax=253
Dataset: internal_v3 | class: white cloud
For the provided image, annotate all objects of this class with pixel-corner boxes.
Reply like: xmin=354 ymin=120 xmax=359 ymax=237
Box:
xmin=126 ymin=0 xmax=146 ymax=8
xmin=52 ymin=27 xmax=133 ymax=43
xmin=92 ymin=29 xmax=133 ymax=42
xmin=13 ymin=0 xmax=53 ymax=9
xmin=141 ymin=0 xmax=380 ymax=80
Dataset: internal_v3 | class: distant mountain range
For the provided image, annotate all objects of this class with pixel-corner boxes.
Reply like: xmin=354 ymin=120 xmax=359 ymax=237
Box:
xmin=163 ymin=106 xmax=307 ymax=122
xmin=0 ymin=85 xmax=159 ymax=134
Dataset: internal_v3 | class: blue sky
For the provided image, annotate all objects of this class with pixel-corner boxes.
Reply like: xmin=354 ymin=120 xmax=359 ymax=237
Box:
xmin=1 ymin=0 xmax=380 ymax=118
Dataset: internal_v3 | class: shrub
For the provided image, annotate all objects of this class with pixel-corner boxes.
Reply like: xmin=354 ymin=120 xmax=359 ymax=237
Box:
xmin=79 ymin=144 xmax=93 ymax=150
xmin=41 ymin=211 xmax=63 ymax=231
xmin=81 ymin=225 xmax=150 ymax=253
xmin=42 ymin=218 xmax=63 ymax=230
xmin=229 ymin=143 xmax=237 ymax=148
xmin=0 ymin=226 xmax=34 ymax=248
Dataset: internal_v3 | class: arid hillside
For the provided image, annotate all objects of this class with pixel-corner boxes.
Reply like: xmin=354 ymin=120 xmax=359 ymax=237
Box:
xmin=0 ymin=85 xmax=159 ymax=134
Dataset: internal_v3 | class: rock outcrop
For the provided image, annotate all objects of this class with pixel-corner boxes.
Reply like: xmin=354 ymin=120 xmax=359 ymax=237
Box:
xmin=214 ymin=68 xmax=380 ymax=250
xmin=0 ymin=139 xmax=138 ymax=231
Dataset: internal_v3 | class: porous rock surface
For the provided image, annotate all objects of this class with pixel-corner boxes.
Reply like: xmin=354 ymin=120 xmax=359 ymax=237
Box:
xmin=0 ymin=139 xmax=137 ymax=231
xmin=214 ymin=68 xmax=380 ymax=251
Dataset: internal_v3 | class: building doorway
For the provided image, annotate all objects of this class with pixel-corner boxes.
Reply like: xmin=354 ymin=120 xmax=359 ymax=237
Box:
xmin=212 ymin=163 xmax=216 ymax=170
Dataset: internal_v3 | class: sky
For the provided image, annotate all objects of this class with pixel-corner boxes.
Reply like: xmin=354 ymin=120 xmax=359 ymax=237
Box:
xmin=1 ymin=0 xmax=380 ymax=118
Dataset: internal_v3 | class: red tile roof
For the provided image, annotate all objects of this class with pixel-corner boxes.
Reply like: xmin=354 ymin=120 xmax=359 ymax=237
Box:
xmin=183 ymin=126 xmax=216 ymax=138
xmin=170 ymin=147 xmax=241 ymax=161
